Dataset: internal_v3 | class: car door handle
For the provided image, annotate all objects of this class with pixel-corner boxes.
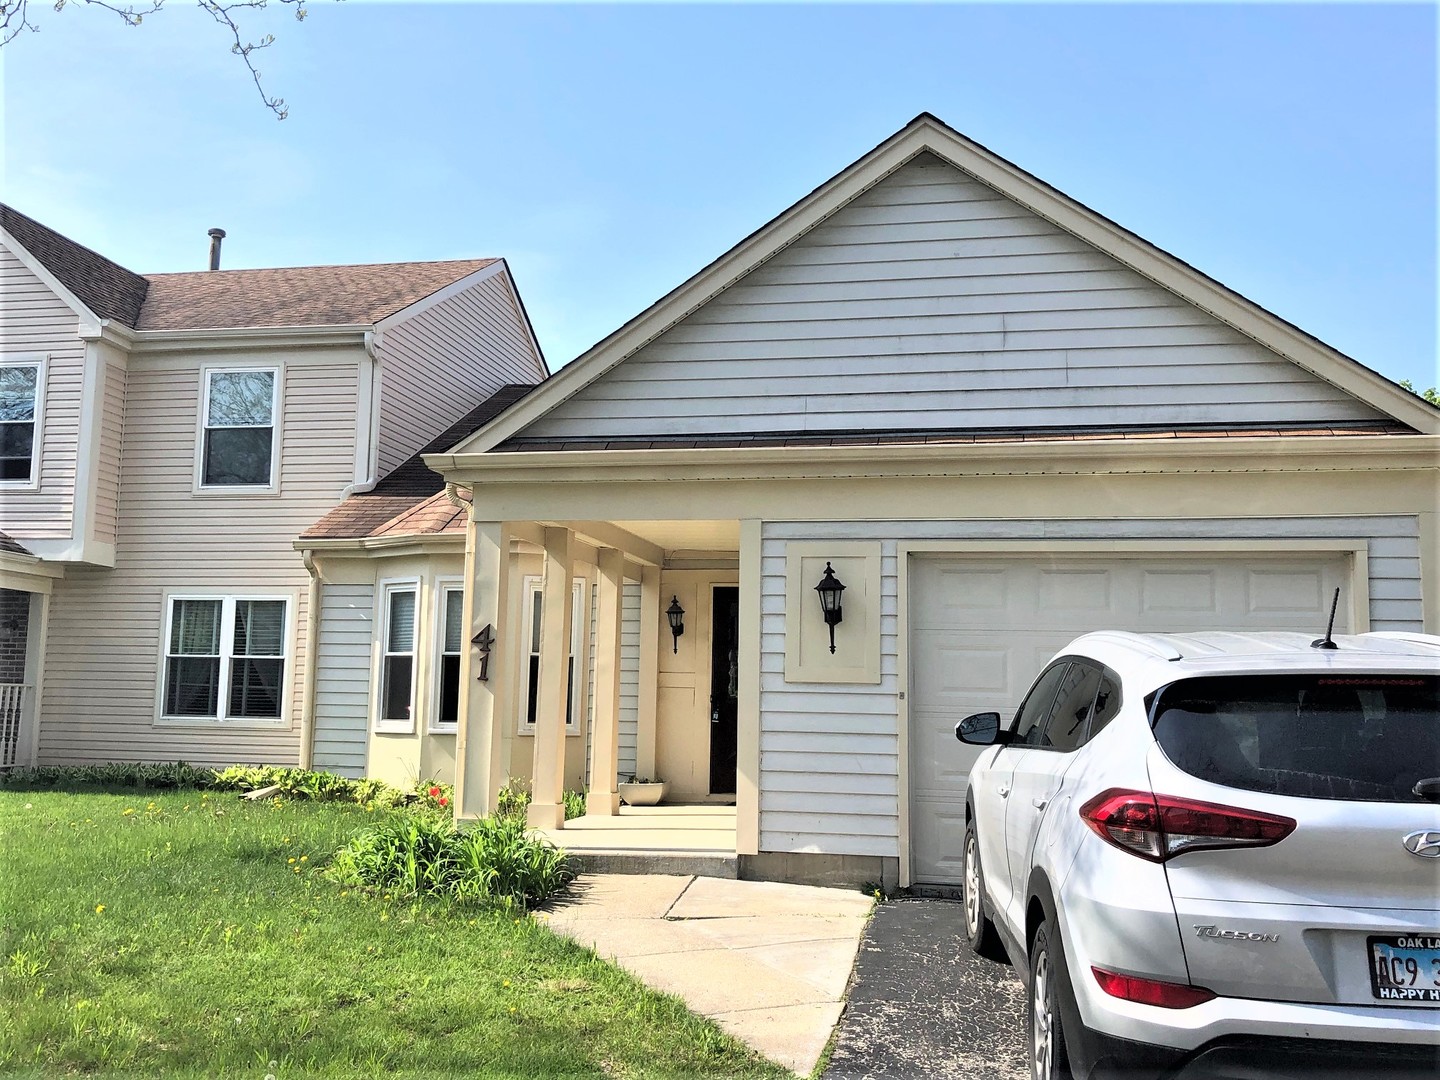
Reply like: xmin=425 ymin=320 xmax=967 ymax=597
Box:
xmin=997 ymin=784 xmax=1010 ymax=798
xmin=1032 ymin=797 xmax=1048 ymax=810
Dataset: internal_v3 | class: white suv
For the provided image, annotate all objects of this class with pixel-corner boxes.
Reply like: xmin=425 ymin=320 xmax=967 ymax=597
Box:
xmin=956 ymin=630 xmax=1440 ymax=1080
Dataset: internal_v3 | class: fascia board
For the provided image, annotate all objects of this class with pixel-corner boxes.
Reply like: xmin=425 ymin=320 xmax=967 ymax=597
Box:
xmin=372 ymin=260 xmax=506 ymax=339
xmin=1 ymin=225 xmax=104 ymax=330
xmin=449 ymin=126 xmax=931 ymax=455
xmin=430 ymin=433 xmax=1440 ymax=484
xmin=911 ymin=122 xmax=1440 ymax=435
xmin=129 ymin=324 xmax=371 ymax=354
xmin=293 ymin=534 xmax=465 ymax=555
xmin=451 ymin=114 xmax=1438 ymax=450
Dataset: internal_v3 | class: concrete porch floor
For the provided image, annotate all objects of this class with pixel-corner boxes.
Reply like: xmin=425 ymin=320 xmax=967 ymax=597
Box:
xmin=534 ymin=804 xmax=740 ymax=878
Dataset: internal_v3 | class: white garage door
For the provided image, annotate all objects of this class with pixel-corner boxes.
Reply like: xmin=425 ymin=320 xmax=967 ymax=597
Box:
xmin=908 ymin=553 xmax=1351 ymax=885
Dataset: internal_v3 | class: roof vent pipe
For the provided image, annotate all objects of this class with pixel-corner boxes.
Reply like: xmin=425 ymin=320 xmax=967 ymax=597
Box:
xmin=207 ymin=228 xmax=226 ymax=271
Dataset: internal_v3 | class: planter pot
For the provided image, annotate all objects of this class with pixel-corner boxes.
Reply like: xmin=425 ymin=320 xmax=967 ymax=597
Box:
xmin=618 ymin=782 xmax=667 ymax=807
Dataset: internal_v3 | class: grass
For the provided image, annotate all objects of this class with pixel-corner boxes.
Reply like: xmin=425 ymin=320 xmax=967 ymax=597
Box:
xmin=0 ymin=788 xmax=786 ymax=1079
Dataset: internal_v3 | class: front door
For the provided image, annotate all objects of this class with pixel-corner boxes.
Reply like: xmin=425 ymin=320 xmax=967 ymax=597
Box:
xmin=709 ymin=586 xmax=739 ymax=794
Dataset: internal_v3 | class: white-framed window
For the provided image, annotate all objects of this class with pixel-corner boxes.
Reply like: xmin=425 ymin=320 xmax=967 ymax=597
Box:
xmin=432 ymin=581 xmax=464 ymax=732
xmin=519 ymin=576 xmax=584 ymax=735
xmin=197 ymin=366 xmax=279 ymax=490
xmin=375 ymin=581 xmax=419 ymax=733
xmin=160 ymin=595 xmax=290 ymax=723
xmin=0 ymin=357 xmax=44 ymax=486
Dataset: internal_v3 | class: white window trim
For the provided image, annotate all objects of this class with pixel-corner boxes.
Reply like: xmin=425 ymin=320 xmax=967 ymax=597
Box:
xmin=154 ymin=592 xmax=294 ymax=727
xmin=373 ymin=578 xmax=421 ymax=734
xmin=194 ymin=363 xmax=282 ymax=494
xmin=430 ymin=577 xmax=464 ymax=734
xmin=518 ymin=575 xmax=585 ymax=736
xmin=0 ymin=355 xmax=46 ymax=491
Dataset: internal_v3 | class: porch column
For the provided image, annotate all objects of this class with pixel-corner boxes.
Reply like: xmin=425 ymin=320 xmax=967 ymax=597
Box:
xmin=455 ymin=520 xmax=514 ymax=821
xmin=587 ymin=547 xmax=625 ymax=816
xmin=528 ymin=526 xmax=574 ymax=829
xmin=635 ymin=563 xmax=661 ymax=778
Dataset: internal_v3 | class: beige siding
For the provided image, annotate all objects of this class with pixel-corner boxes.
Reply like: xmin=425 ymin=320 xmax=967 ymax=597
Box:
xmin=0 ymin=244 xmax=84 ymax=539
xmin=757 ymin=515 xmax=1424 ymax=859
xmin=311 ymin=582 xmax=374 ymax=777
xmin=91 ymin=352 xmax=126 ymax=546
xmin=524 ymin=155 xmax=1388 ymax=439
xmin=38 ymin=348 xmax=363 ymax=766
xmin=375 ymin=269 xmax=545 ymax=478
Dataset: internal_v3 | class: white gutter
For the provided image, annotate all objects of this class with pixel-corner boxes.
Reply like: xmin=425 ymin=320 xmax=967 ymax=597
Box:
xmin=298 ymin=550 xmax=322 ymax=770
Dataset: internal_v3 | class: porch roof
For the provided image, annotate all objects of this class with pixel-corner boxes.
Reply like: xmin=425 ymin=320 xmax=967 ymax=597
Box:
xmin=0 ymin=531 xmax=33 ymax=557
xmin=299 ymin=383 xmax=537 ymax=541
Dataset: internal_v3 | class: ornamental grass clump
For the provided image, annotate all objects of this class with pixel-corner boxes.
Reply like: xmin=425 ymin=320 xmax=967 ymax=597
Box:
xmin=326 ymin=813 xmax=573 ymax=909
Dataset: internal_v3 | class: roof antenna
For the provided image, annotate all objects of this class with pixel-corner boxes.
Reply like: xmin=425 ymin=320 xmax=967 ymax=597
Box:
xmin=1311 ymin=588 xmax=1341 ymax=650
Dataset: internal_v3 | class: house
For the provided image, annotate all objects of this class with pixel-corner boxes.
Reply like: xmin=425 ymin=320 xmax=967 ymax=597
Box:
xmin=0 ymin=204 xmax=548 ymax=771
xmin=328 ymin=114 xmax=1433 ymax=889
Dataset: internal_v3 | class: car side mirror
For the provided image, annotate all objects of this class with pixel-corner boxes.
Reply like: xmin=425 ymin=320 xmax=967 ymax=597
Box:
xmin=956 ymin=711 xmax=1005 ymax=746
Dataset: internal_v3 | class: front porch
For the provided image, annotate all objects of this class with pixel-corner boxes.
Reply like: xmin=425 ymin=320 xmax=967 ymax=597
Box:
xmin=534 ymin=804 xmax=739 ymax=878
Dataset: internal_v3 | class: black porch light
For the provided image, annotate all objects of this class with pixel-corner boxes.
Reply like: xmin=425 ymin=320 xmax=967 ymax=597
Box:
xmin=666 ymin=596 xmax=686 ymax=653
xmin=814 ymin=562 xmax=846 ymax=654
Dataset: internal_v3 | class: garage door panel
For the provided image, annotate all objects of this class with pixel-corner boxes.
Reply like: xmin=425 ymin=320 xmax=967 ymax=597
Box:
xmin=908 ymin=551 xmax=1351 ymax=885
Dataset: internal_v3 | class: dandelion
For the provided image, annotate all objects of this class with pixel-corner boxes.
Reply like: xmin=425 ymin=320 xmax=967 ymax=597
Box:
xmin=467 ymin=919 xmax=476 ymax=926
xmin=122 ymin=808 xmax=135 ymax=816
xmin=509 ymin=1007 xmax=517 ymax=1015
xmin=299 ymin=855 xmax=308 ymax=863
xmin=293 ymin=867 xmax=301 ymax=874
xmin=502 ymin=979 xmax=511 ymax=988
xmin=94 ymin=904 xmax=105 ymax=914
xmin=288 ymin=857 xmax=296 ymax=865
xmin=380 ymin=913 xmax=389 ymax=922
xmin=282 ymin=836 xmax=291 ymax=844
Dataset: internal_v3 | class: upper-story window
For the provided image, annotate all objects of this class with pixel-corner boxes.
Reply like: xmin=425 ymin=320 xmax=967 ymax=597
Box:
xmin=0 ymin=359 xmax=43 ymax=485
xmin=201 ymin=367 xmax=278 ymax=488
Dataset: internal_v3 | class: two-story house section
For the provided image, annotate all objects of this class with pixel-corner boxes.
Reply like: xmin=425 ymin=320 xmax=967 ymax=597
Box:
xmin=0 ymin=204 xmax=548 ymax=769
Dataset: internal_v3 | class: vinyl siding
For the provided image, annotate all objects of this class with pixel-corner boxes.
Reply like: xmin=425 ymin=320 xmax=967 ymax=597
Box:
xmin=0 ymin=243 xmax=84 ymax=538
xmin=375 ymin=269 xmax=545 ymax=478
xmin=91 ymin=353 xmax=126 ymax=546
xmin=311 ymin=583 xmax=374 ymax=777
xmin=523 ymin=154 xmax=1388 ymax=439
xmin=37 ymin=349 xmax=363 ymax=766
xmin=618 ymin=581 xmax=641 ymax=782
xmin=757 ymin=515 xmax=1424 ymax=859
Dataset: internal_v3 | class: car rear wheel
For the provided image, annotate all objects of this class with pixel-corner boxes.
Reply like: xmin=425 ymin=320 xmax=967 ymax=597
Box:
xmin=1029 ymin=919 xmax=1071 ymax=1080
xmin=962 ymin=820 xmax=1005 ymax=961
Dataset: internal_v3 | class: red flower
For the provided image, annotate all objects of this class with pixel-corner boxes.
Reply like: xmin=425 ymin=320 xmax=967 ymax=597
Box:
xmin=438 ymin=796 xmax=449 ymax=808
xmin=429 ymin=786 xmax=441 ymax=798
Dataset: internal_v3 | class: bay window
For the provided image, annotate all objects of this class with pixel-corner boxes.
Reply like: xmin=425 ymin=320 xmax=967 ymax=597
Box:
xmin=434 ymin=584 xmax=464 ymax=731
xmin=376 ymin=583 xmax=418 ymax=732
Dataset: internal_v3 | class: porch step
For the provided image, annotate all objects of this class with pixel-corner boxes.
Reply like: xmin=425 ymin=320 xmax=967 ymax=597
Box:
xmin=563 ymin=850 xmax=739 ymax=879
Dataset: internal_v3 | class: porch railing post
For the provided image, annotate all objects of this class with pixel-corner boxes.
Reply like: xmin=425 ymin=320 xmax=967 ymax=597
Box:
xmin=455 ymin=520 xmax=514 ymax=821
xmin=528 ymin=527 xmax=574 ymax=829
xmin=586 ymin=547 xmax=625 ymax=816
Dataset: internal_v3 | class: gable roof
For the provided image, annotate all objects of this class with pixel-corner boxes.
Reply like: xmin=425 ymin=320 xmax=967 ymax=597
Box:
xmin=451 ymin=113 xmax=1439 ymax=451
xmin=137 ymin=260 xmax=495 ymax=331
xmin=300 ymin=382 xmax=537 ymax=541
xmin=0 ymin=203 xmax=150 ymax=325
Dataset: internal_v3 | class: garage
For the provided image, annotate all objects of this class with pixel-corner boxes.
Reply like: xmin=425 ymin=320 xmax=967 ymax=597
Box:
xmin=906 ymin=551 xmax=1353 ymax=885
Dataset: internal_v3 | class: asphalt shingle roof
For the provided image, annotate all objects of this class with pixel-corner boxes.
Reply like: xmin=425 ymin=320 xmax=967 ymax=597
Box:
xmin=0 ymin=530 xmax=34 ymax=557
xmin=300 ymin=383 xmax=537 ymax=541
xmin=1 ymin=203 xmax=150 ymax=325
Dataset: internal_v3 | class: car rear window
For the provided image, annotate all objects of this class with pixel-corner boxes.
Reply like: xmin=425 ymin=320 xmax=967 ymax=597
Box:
xmin=1150 ymin=674 xmax=1438 ymax=803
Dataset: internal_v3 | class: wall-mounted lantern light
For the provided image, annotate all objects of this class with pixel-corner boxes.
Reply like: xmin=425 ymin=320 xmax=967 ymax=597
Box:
xmin=814 ymin=562 xmax=846 ymax=653
xmin=666 ymin=596 xmax=686 ymax=653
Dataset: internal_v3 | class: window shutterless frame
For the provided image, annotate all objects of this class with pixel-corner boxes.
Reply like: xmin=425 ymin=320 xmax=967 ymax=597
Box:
xmin=374 ymin=579 xmax=420 ymax=734
xmin=518 ymin=576 xmax=585 ymax=735
xmin=0 ymin=356 xmax=45 ymax=489
xmin=194 ymin=364 xmax=281 ymax=493
xmin=155 ymin=593 xmax=293 ymax=726
xmin=431 ymin=579 xmax=465 ymax=733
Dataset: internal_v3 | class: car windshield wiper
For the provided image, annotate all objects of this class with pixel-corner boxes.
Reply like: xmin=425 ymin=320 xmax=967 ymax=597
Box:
xmin=1413 ymin=777 xmax=1440 ymax=804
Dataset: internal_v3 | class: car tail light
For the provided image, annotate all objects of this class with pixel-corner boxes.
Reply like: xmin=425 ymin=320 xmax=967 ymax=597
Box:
xmin=1091 ymin=966 xmax=1216 ymax=1009
xmin=1079 ymin=788 xmax=1295 ymax=862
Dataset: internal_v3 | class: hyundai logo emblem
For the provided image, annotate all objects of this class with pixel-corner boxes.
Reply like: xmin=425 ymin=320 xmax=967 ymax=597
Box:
xmin=1402 ymin=831 xmax=1440 ymax=859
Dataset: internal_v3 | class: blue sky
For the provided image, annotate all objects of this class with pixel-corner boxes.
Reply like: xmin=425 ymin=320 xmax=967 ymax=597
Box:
xmin=3 ymin=2 xmax=1436 ymax=390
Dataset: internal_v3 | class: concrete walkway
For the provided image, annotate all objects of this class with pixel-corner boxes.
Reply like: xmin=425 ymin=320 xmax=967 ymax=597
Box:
xmin=535 ymin=873 xmax=874 ymax=1076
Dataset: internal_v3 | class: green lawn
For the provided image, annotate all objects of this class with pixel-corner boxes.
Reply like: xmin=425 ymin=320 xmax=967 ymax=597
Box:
xmin=0 ymin=789 xmax=785 ymax=1079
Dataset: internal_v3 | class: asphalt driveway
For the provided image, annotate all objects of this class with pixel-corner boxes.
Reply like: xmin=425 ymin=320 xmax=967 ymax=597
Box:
xmin=823 ymin=897 xmax=1028 ymax=1080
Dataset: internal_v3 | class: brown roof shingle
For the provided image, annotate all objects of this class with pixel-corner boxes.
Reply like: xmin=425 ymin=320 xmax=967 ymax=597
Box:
xmin=0 ymin=530 xmax=34 ymax=557
xmin=136 ymin=259 xmax=495 ymax=331
xmin=300 ymin=383 xmax=537 ymax=541
xmin=1 ymin=204 xmax=150 ymax=325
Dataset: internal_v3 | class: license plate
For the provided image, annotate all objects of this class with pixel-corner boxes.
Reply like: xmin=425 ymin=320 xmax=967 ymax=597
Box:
xmin=1368 ymin=935 xmax=1440 ymax=1003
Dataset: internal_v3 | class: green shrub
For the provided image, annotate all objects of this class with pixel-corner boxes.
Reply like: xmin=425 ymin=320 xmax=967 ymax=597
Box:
xmin=563 ymin=788 xmax=587 ymax=820
xmin=326 ymin=813 xmax=573 ymax=908
xmin=0 ymin=761 xmax=216 ymax=791
xmin=497 ymin=781 xmax=587 ymax=822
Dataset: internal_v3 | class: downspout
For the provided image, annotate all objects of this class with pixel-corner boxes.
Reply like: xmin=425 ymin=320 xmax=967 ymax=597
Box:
xmin=444 ymin=482 xmax=468 ymax=511
xmin=298 ymin=549 xmax=322 ymax=770
xmin=343 ymin=330 xmax=382 ymax=497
